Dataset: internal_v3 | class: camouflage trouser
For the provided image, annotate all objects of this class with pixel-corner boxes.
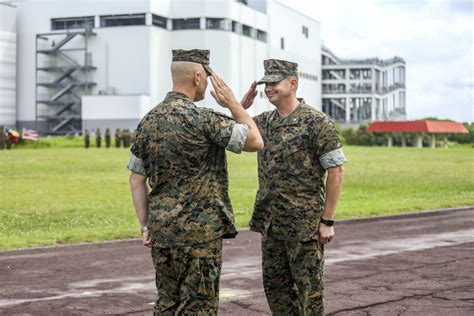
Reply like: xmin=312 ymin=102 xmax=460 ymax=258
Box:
xmin=151 ymin=238 xmax=223 ymax=315
xmin=262 ymin=235 xmax=325 ymax=316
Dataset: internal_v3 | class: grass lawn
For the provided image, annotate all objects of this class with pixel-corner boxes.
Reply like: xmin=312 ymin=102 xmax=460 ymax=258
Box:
xmin=0 ymin=146 xmax=472 ymax=250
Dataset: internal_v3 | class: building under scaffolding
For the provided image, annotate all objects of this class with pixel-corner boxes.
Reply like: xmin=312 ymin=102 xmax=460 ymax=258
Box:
xmin=321 ymin=46 xmax=406 ymax=127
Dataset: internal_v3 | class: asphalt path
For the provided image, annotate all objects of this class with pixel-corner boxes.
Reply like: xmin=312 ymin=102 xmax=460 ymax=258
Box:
xmin=1 ymin=207 xmax=473 ymax=315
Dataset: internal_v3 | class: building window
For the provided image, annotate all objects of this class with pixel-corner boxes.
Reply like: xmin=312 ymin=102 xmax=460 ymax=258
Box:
xmin=242 ymin=24 xmax=252 ymax=37
xmin=232 ymin=21 xmax=240 ymax=33
xmin=101 ymin=14 xmax=146 ymax=27
xmin=350 ymin=69 xmax=362 ymax=80
xmin=51 ymin=16 xmax=94 ymax=30
xmin=300 ymin=72 xmax=318 ymax=81
xmin=281 ymin=37 xmax=285 ymax=50
xmin=206 ymin=18 xmax=226 ymax=30
xmin=172 ymin=18 xmax=200 ymax=30
xmin=152 ymin=14 xmax=167 ymax=29
xmin=302 ymin=25 xmax=309 ymax=38
xmin=362 ymin=69 xmax=372 ymax=79
xmin=256 ymin=29 xmax=267 ymax=42
xmin=322 ymin=69 xmax=344 ymax=80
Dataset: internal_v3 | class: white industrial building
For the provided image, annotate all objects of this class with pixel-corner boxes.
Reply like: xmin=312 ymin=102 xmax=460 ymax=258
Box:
xmin=9 ymin=0 xmax=321 ymax=134
xmin=0 ymin=3 xmax=16 ymax=129
xmin=321 ymin=46 xmax=406 ymax=127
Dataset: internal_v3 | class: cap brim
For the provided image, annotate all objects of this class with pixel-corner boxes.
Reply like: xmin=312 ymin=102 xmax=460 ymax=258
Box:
xmin=256 ymin=74 xmax=286 ymax=85
xmin=203 ymin=65 xmax=214 ymax=75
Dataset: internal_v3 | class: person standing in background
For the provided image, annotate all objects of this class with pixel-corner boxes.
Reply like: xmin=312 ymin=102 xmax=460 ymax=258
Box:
xmin=84 ymin=129 xmax=90 ymax=149
xmin=95 ymin=128 xmax=101 ymax=148
xmin=105 ymin=128 xmax=111 ymax=148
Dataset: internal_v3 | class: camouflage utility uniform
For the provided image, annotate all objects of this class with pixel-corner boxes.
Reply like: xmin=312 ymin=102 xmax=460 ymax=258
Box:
xmin=250 ymin=98 xmax=346 ymax=314
xmin=95 ymin=128 xmax=101 ymax=148
xmin=128 ymin=90 xmax=248 ymax=315
xmin=84 ymin=129 xmax=90 ymax=148
xmin=114 ymin=129 xmax=122 ymax=148
xmin=105 ymin=128 xmax=111 ymax=148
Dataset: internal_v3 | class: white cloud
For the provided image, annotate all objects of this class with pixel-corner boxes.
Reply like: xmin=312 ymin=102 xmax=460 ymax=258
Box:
xmin=278 ymin=0 xmax=473 ymax=122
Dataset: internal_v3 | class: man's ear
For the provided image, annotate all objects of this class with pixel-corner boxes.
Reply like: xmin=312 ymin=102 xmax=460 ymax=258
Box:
xmin=193 ymin=71 xmax=202 ymax=86
xmin=290 ymin=77 xmax=298 ymax=91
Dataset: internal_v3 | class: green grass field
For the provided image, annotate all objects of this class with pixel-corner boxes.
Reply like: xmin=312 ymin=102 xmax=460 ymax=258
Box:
xmin=0 ymin=146 xmax=473 ymax=250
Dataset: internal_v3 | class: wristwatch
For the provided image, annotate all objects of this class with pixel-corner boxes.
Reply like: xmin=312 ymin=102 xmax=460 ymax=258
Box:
xmin=320 ymin=218 xmax=335 ymax=226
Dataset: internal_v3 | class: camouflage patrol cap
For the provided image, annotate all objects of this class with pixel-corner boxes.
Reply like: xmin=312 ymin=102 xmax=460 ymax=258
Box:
xmin=172 ymin=49 xmax=214 ymax=75
xmin=257 ymin=59 xmax=298 ymax=85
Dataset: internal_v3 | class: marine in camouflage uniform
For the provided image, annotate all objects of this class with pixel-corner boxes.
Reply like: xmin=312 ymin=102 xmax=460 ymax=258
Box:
xmin=105 ymin=128 xmax=111 ymax=148
xmin=128 ymin=49 xmax=262 ymax=315
xmin=95 ymin=128 xmax=102 ymax=148
xmin=84 ymin=129 xmax=90 ymax=149
xmin=114 ymin=128 xmax=122 ymax=148
xmin=248 ymin=59 xmax=347 ymax=315
xmin=0 ymin=125 xmax=5 ymax=150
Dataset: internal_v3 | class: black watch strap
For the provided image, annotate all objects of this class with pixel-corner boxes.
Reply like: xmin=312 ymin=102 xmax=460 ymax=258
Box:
xmin=320 ymin=218 xmax=335 ymax=226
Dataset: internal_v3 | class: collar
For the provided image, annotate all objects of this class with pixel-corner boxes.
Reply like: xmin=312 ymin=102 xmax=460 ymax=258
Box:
xmin=268 ymin=98 xmax=306 ymax=127
xmin=165 ymin=91 xmax=193 ymax=103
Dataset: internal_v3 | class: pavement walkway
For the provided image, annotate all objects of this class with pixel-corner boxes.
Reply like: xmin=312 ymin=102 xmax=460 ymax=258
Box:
xmin=1 ymin=207 xmax=473 ymax=315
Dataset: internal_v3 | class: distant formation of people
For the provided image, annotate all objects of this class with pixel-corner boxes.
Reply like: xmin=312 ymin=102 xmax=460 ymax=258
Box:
xmin=84 ymin=127 xmax=134 ymax=149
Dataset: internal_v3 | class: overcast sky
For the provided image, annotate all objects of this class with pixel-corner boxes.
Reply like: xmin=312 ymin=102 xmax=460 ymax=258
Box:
xmin=279 ymin=0 xmax=473 ymax=123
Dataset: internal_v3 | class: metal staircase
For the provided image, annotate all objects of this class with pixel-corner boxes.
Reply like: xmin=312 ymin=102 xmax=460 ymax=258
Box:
xmin=35 ymin=29 xmax=96 ymax=134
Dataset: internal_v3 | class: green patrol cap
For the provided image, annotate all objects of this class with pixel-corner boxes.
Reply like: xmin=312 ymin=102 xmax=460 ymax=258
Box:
xmin=257 ymin=58 xmax=298 ymax=85
xmin=172 ymin=49 xmax=214 ymax=75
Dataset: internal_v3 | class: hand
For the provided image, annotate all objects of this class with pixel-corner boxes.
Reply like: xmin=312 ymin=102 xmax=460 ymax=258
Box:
xmin=142 ymin=230 xmax=152 ymax=247
xmin=241 ymin=81 xmax=258 ymax=110
xmin=318 ymin=223 xmax=334 ymax=245
xmin=210 ymin=74 xmax=240 ymax=109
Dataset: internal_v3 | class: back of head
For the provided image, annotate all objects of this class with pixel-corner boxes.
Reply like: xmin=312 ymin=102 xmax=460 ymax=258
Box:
xmin=171 ymin=61 xmax=205 ymax=86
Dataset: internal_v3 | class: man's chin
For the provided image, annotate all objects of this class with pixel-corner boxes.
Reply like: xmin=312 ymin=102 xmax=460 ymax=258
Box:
xmin=267 ymin=96 xmax=278 ymax=104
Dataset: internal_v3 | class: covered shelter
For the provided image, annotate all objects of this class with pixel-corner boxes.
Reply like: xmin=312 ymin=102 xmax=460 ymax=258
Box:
xmin=367 ymin=120 xmax=468 ymax=148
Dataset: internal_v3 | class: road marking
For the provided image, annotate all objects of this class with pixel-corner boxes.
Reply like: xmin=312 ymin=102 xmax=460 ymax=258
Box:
xmin=220 ymin=288 xmax=256 ymax=301
xmin=326 ymin=229 xmax=474 ymax=264
xmin=0 ymin=281 xmax=155 ymax=308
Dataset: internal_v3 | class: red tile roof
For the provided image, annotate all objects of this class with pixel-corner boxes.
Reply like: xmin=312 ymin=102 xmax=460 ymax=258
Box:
xmin=367 ymin=121 xmax=468 ymax=134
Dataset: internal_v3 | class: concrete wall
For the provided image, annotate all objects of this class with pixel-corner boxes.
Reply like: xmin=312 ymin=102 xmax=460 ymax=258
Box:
xmin=267 ymin=2 xmax=321 ymax=109
xmin=82 ymin=95 xmax=152 ymax=132
xmin=0 ymin=4 xmax=16 ymax=128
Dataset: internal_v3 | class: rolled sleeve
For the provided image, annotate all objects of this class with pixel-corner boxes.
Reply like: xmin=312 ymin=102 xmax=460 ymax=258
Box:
xmin=127 ymin=153 xmax=147 ymax=176
xmin=319 ymin=148 xmax=347 ymax=169
xmin=226 ymin=123 xmax=249 ymax=154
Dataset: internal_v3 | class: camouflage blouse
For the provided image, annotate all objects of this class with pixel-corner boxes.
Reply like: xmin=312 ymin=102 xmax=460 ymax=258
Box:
xmin=249 ymin=99 xmax=346 ymax=241
xmin=129 ymin=92 xmax=248 ymax=247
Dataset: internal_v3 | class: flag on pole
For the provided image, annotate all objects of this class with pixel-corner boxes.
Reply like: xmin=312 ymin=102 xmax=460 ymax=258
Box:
xmin=22 ymin=128 xmax=39 ymax=141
